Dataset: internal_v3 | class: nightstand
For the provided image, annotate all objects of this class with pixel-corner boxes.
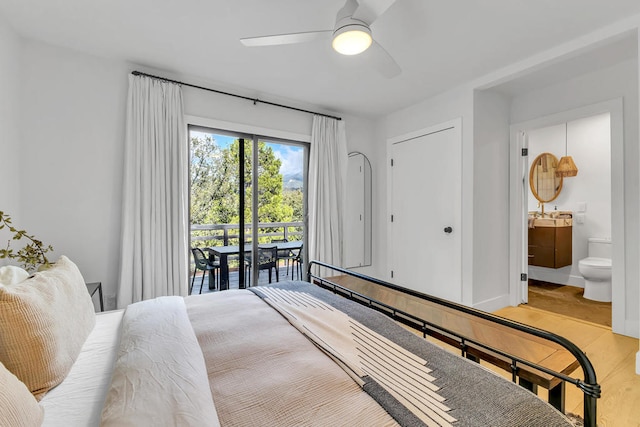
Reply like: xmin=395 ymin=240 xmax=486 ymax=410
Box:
xmin=85 ymin=282 xmax=104 ymax=312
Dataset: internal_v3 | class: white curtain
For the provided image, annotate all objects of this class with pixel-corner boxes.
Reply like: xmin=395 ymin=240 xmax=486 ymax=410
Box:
xmin=308 ymin=115 xmax=348 ymax=272
xmin=117 ymin=75 xmax=188 ymax=307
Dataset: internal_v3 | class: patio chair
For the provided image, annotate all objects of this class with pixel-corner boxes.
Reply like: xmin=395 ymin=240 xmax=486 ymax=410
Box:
xmin=244 ymin=245 xmax=279 ymax=286
xmin=271 ymin=238 xmax=297 ymax=278
xmin=190 ymin=247 xmax=220 ymax=294
xmin=290 ymin=243 xmax=303 ymax=280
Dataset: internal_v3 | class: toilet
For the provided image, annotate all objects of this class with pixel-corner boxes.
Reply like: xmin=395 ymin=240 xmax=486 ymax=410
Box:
xmin=578 ymin=238 xmax=612 ymax=302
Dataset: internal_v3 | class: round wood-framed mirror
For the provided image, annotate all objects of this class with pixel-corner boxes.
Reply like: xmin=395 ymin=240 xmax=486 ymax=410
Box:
xmin=529 ymin=152 xmax=563 ymax=203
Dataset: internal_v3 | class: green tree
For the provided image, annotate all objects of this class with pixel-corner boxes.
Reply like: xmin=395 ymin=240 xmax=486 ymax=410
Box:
xmin=282 ymin=189 xmax=303 ymax=221
xmin=235 ymin=141 xmax=293 ymax=226
xmin=190 ymin=136 xmax=300 ymax=243
xmin=190 ymin=135 xmax=236 ymax=226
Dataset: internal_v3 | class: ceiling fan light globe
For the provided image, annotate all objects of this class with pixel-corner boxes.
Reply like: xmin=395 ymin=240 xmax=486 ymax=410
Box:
xmin=332 ymin=24 xmax=372 ymax=55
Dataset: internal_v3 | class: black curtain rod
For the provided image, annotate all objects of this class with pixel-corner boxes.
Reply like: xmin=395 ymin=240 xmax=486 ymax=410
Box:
xmin=131 ymin=71 xmax=341 ymax=121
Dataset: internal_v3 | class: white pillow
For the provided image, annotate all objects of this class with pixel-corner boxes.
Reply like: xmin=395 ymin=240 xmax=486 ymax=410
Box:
xmin=0 ymin=265 xmax=30 ymax=286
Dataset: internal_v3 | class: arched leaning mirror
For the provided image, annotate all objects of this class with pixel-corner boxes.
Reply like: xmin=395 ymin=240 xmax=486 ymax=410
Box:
xmin=345 ymin=152 xmax=372 ymax=268
xmin=529 ymin=152 xmax=563 ymax=205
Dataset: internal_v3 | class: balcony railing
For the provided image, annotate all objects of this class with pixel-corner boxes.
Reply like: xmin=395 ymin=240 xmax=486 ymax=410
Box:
xmin=190 ymin=221 xmax=304 ymax=247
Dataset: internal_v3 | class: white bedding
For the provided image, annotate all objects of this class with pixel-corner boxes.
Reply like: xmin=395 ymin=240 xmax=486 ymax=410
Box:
xmin=100 ymin=296 xmax=219 ymax=427
xmin=41 ymin=309 xmax=124 ymax=427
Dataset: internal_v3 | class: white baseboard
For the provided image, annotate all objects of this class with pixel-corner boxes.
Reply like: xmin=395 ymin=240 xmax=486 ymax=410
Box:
xmin=474 ymin=293 xmax=511 ymax=313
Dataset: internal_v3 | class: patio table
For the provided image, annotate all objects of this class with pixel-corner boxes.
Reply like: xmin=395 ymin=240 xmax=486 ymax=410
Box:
xmin=206 ymin=241 xmax=303 ymax=290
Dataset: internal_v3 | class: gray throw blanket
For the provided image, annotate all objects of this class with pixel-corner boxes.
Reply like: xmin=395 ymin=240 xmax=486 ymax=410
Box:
xmin=250 ymin=281 xmax=572 ymax=427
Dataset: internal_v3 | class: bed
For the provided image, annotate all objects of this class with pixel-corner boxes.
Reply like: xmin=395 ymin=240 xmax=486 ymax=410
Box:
xmin=0 ymin=257 xmax=599 ymax=427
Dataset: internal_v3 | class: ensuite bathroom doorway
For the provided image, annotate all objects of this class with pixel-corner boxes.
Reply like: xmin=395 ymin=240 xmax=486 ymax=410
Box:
xmin=511 ymin=99 xmax=623 ymax=332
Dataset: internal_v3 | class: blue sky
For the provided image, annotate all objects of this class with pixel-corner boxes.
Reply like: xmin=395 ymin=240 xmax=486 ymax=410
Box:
xmin=190 ymin=131 xmax=303 ymax=177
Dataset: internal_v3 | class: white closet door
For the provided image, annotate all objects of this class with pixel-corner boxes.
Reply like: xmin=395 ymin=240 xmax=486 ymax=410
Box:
xmin=390 ymin=122 xmax=462 ymax=302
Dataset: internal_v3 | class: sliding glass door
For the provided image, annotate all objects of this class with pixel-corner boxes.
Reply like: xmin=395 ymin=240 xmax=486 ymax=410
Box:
xmin=189 ymin=126 xmax=307 ymax=290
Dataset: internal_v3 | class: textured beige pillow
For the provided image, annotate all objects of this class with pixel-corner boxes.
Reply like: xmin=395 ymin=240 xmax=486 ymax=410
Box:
xmin=0 ymin=361 xmax=44 ymax=426
xmin=0 ymin=256 xmax=96 ymax=399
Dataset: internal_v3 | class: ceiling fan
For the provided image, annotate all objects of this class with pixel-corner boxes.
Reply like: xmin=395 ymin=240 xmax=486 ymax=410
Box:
xmin=240 ymin=0 xmax=401 ymax=78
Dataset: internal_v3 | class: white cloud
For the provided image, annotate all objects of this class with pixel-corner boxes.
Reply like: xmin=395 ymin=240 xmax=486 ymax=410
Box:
xmin=272 ymin=144 xmax=303 ymax=177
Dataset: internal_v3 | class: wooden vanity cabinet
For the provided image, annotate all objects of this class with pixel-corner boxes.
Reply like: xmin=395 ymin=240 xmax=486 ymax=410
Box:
xmin=528 ymin=225 xmax=572 ymax=268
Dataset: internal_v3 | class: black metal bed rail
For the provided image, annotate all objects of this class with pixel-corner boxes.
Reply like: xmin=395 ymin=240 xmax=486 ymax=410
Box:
xmin=307 ymin=261 xmax=600 ymax=427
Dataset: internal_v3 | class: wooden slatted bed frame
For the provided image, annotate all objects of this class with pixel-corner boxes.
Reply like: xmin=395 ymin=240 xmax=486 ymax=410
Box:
xmin=308 ymin=261 xmax=601 ymax=427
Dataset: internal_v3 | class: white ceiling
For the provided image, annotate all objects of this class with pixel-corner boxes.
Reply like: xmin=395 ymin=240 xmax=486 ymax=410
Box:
xmin=1 ymin=0 xmax=640 ymax=117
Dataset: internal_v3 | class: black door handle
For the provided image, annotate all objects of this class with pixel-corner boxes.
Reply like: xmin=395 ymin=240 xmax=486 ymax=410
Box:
xmin=444 ymin=226 xmax=453 ymax=234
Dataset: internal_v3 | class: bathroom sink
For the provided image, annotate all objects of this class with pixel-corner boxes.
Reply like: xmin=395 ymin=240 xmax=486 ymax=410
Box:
xmin=528 ymin=215 xmax=572 ymax=227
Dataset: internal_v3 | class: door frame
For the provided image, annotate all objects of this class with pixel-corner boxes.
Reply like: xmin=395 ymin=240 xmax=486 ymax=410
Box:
xmin=185 ymin=115 xmax=311 ymax=288
xmin=508 ymin=99 xmax=625 ymax=334
xmin=386 ymin=117 xmax=463 ymax=299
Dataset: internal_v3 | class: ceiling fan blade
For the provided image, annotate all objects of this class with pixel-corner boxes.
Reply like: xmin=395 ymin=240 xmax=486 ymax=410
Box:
xmin=368 ymin=40 xmax=401 ymax=78
xmin=240 ymin=30 xmax=332 ymax=47
xmin=352 ymin=0 xmax=398 ymax=25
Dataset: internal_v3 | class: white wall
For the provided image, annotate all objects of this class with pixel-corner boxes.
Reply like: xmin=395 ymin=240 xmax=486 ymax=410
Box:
xmin=527 ymin=114 xmax=612 ymax=286
xmin=180 ymin=80 xmax=314 ymax=139
xmin=0 ymin=16 xmax=23 ymax=253
xmin=472 ymin=90 xmax=511 ymax=309
xmin=19 ymin=40 xmax=129 ymax=310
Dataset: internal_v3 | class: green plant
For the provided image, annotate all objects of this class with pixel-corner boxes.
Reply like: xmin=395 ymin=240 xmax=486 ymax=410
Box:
xmin=0 ymin=211 xmax=54 ymax=272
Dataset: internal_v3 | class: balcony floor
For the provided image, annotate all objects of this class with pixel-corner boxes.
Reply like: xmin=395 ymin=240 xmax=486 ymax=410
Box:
xmin=189 ymin=262 xmax=303 ymax=295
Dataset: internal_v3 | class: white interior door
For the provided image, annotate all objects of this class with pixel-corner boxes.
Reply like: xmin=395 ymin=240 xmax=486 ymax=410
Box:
xmin=389 ymin=122 xmax=462 ymax=302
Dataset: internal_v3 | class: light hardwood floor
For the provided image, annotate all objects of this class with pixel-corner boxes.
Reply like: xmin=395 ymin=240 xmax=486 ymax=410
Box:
xmin=494 ymin=305 xmax=640 ymax=427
